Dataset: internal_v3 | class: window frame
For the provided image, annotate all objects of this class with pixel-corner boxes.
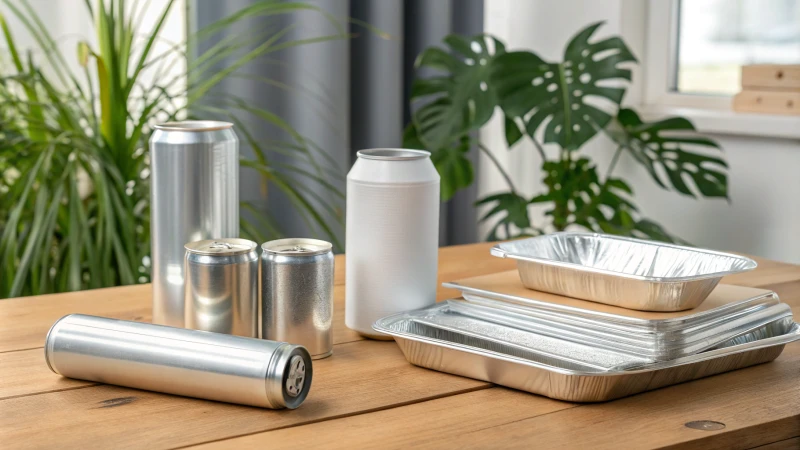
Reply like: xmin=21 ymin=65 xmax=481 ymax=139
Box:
xmin=643 ymin=0 xmax=733 ymax=110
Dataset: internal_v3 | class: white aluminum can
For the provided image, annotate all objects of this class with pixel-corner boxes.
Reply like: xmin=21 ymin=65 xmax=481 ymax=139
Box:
xmin=345 ymin=149 xmax=440 ymax=338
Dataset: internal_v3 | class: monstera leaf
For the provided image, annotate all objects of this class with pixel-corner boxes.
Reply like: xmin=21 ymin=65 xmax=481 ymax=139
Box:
xmin=612 ymin=109 xmax=727 ymax=199
xmin=409 ymin=34 xmax=506 ymax=150
xmin=403 ymin=124 xmax=473 ymax=201
xmin=539 ymin=157 xmax=679 ymax=242
xmin=491 ymin=22 xmax=636 ymax=150
xmin=476 ymin=192 xmax=540 ymax=241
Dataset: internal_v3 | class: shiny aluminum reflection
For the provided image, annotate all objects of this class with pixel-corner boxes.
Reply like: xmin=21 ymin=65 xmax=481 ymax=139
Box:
xmin=374 ymin=304 xmax=800 ymax=402
xmin=150 ymin=121 xmax=239 ymax=327
xmin=261 ymin=238 xmax=334 ymax=359
xmin=184 ymin=238 xmax=258 ymax=337
xmin=491 ymin=232 xmax=757 ymax=311
xmin=449 ymin=297 xmax=793 ymax=361
xmin=45 ymin=314 xmax=313 ymax=409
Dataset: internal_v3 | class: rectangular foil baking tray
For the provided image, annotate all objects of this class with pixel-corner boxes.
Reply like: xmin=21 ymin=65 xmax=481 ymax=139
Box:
xmin=444 ymin=276 xmax=791 ymax=359
xmin=490 ymin=233 xmax=757 ymax=311
xmin=374 ymin=303 xmax=800 ymax=402
xmin=450 ymin=297 xmax=794 ymax=361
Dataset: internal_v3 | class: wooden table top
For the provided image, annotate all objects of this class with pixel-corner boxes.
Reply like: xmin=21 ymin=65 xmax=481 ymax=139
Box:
xmin=2 ymin=242 xmax=800 ymax=449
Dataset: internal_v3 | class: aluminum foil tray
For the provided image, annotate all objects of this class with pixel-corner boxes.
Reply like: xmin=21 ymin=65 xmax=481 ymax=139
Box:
xmin=374 ymin=303 xmax=800 ymax=402
xmin=490 ymin=233 xmax=757 ymax=311
xmin=450 ymin=297 xmax=794 ymax=361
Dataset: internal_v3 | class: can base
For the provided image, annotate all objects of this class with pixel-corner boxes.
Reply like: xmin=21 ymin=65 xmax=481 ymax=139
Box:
xmin=311 ymin=349 xmax=333 ymax=360
xmin=357 ymin=331 xmax=395 ymax=341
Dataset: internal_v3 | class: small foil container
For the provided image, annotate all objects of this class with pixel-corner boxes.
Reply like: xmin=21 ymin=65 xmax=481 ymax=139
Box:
xmin=373 ymin=302 xmax=800 ymax=402
xmin=491 ymin=232 xmax=757 ymax=311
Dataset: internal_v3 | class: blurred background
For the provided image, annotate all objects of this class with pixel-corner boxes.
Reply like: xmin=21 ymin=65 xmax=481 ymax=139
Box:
xmin=1 ymin=0 xmax=799 ymax=298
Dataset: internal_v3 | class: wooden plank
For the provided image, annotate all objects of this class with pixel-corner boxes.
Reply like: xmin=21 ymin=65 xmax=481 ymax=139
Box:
xmin=733 ymin=90 xmax=800 ymax=116
xmin=750 ymin=437 xmax=800 ymax=450
xmin=2 ymin=243 xmax=799 ymax=449
xmin=187 ymin=344 xmax=800 ymax=450
xmin=741 ymin=64 xmax=800 ymax=91
xmin=0 ymin=349 xmax=95 ymax=400
xmin=190 ymin=279 xmax=800 ymax=449
xmin=190 ymin=388 xmax=576 ymax=450
xmin=0 ymin=340 xmax=490 ymax=449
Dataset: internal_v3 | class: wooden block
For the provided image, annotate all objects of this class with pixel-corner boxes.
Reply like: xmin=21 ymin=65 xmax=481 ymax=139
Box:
xmin=742 ymin=65 xmax=800 ymax=91
xmin=733 ymin=90 xmax=800 ymax=116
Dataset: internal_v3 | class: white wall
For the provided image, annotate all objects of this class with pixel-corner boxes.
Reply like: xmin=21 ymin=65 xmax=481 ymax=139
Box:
xmin=482 ymin=0 xmax=800 ymax=263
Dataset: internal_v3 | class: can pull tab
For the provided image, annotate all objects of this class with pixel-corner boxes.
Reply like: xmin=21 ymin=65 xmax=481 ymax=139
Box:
xmin=291 ymin=246 xmax=311 ymax=253
xmin=209 ymin=241 xmax=233 ymax=251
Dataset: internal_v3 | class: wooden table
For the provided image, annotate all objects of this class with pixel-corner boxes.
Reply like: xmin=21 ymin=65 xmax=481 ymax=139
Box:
xmin=2 ymin=242 xmax=800 ymax=449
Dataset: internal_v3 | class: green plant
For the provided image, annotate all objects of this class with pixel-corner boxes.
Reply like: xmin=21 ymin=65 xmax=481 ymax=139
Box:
xmin=404 ymin=22 xmax=727 ymax=242
xmin=0 ymin=0 xmax=346 ymax=298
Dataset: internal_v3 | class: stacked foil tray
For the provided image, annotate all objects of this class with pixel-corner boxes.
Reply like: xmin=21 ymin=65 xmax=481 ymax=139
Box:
xmin=374 ymin=233 xmax=796 ymax=402
xmin=374 ymin=301 xmax=800 ymax=402
xmin=444 ymin=277 xmax=794 ymax=361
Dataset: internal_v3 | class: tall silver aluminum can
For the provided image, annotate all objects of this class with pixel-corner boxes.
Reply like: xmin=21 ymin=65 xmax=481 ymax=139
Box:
xmin=261 ymin=238 xmax=334 ymax=359
xmin=45 ymin=314 xmax=312 ymax=408
xmin=184 ymin=238 xmax=258 ymax=337
xmin=346 ymin=149 xmax=440 ymax=339
xmin=150 ymin=121 xmax=239 ymax=327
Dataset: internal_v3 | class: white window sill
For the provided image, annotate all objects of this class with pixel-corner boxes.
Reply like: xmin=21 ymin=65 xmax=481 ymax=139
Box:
xmin=639 ymin=105 xmax=800 ymax=140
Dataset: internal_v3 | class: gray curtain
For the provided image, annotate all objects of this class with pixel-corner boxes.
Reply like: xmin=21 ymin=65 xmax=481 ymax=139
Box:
xmin=192 ymin=0 xmax=484 ymax=248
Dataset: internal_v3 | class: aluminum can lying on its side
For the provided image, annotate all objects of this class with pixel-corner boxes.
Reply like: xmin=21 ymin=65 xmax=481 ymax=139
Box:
xmin=184 ymin=238 xmax=258 ymax=337
xmin=45 ymin=314 xmax=312 ymax=409
xmin=261 ymin=238 xmax=334 ymax=359
xmin=150 ymin=121 xmax=239 ymax=328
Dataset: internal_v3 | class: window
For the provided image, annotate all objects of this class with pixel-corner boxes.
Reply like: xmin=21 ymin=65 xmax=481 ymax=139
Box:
xmin=644 ymin=0 xmax=800 ymax=109
xmin=675 ymin=0 xmax=800 ymax=95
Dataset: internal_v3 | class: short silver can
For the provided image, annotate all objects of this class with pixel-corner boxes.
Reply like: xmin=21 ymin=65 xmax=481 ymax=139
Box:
xmin=261 ymin=238 xmax=334 ymax=359
xmin=184 ymin=238 xmax=258 ymax=337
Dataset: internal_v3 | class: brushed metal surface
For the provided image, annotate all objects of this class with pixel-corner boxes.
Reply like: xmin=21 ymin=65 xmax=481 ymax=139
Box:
xmin=261 ymin=238 xmax=334 ymax=359
xmin=45 ymin=314 xmax=312 ymax=409
xmin=374 ymin=305 xmax=800 ymax=402
xmin=150 ymin=121 xmax=239 ymax=327
xmin=447 ymin=297 xmax=794 ymax=361
xmin=491 ymin=233 xmax=758 ymax=311
xmin=184 ymin=239 xmax=258 ymax=337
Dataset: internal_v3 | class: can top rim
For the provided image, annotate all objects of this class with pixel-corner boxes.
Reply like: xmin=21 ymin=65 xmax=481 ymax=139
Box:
xmin=153 ymin=120 xmax=233 ymax=132
xmin=185 ymin=238 xmax=257 ymax=256
xmin=357 ymin=148 xmax=430 ymax=161
xmin=261 ymin=238 xmax=332 ymax=256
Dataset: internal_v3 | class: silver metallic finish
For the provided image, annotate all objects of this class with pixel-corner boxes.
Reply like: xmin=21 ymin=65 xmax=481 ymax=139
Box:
xmin=261 ymin=238 xmax=334 ymax=359
xmin=491 ymin=232 xmax=757 ymax=311
xmin=150 ymin=121 xmax=239 ymax=327
xmin=441 ymin=298 xmax=792 ymax=361
xmin=45 ymin=314 xmax=313 ymax=409
xmin=374 ymin=303 xmax=800 ymax=402
xmin=184 ymin=238 xmax=258 ymax=337
xmin=445 ymin=280 xmax=791 ymax=360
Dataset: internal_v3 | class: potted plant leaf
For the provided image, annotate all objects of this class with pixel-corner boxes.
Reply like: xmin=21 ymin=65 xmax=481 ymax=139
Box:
xmin=0 ymin=0 xmax=345 ymax=298
xmin=404 ymin=22 xmax=727 ymax=242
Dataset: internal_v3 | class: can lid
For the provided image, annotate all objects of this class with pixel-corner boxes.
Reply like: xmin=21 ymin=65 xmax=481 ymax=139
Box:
xmin=357 ymin=148 xmax=430 ymax=161
xmin=153 ymin=120 xmax=233 ymax=132
xmin=185 ymin=238 xmax=257 ymax=256
xmin=261 ymin=238 xmax=332 ymax=256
